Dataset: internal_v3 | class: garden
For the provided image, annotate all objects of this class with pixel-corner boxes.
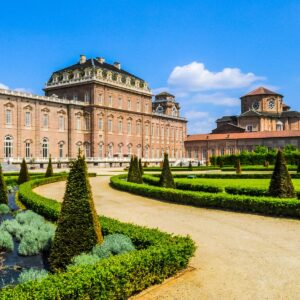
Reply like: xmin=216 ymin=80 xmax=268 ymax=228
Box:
xmin=0 ymin=156 xmax=195 ymax=299
xmin=112 ymin=151 xmax=300 ymax=219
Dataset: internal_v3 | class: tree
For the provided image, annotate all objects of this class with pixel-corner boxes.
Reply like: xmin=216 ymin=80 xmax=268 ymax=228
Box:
xmin=283 ymin=144 xmax=297 ymax=153
xmin=235 ymin=159 xmax=242 ymax=174
xmin=45 ymin=156 xmax=54 ymax=177
xmin=127 ymin=156 xmax=143 ymax=184
xmin=268 ymin=150 xmax=296 ymax=198
xmin=159 ymin=153 xmax=175 ymax=188
xmin=188 ymin=161 xmax=193 ymax=170
xmin=18 ymin=159 xmax=30 ymax=185
xmin=49 ymin=154 xmax=103 ymax=272
xmin=254 ymin=145 xmax=268 ymax=154
xmin=0 ymin=164 xmax=8 ymax=205
xmin=138 ymin=158 xmax=144 ymax=175
xmin=297 ymin=159 xmax=300 ymax=173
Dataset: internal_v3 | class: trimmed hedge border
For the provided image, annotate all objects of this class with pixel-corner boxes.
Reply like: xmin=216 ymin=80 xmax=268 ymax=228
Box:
xmin=143 ymin=166 xmax=220 ymax=172
xmin=171 ymin=173 xmax=300 ymax=179
xmin=143 ymin=175 xmax=222 ymax=193
xmin=111 ymin=175 xmax=300 ymax=218
xmin=0 ymin=176 xmax=195 ymax=299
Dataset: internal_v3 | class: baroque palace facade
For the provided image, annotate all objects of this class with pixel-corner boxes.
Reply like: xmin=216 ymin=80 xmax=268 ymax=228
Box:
xmin=0 ymin=55 xmax=186 ymax=163
xmin=185 ymin=87 xmax=300 ymax=162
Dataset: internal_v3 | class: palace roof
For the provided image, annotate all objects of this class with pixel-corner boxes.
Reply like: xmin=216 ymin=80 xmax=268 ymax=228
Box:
xmin=241 ymin=87 xmax=283 ymax=98
xmin=186 ymin=130 xmax=300 ymax=142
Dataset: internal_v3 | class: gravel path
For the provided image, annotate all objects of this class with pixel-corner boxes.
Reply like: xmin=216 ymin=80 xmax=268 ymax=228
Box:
xmin=35 ymin=177 xmax=300 ymax=300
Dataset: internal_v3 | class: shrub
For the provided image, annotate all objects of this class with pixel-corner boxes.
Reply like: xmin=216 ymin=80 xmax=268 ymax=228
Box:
xmin=127 ymin=156 xmax=143 ymax=184
xmin=236 ymin=159 xmax=242 ymax=174
xmin=139 ymin=158 xmax=144 ymax=175
xmin=69 ymin=253 xmax=100 ymax=267
xmin=0 ymin=176 xmax=196 ymax=299
xmin=18 ymin=159 xmax=30 ymax=185
xmin=18 ymin=269 xmax=48 ymax=284
xmin=45 ymin=156 xmax=53 ymax=178
xmin=188 ymin=161 xmax=193 ymax=170
xmin=0 ymin=204 xmax=10 ymax=214
xmin=111 ymin=175 xmax=300 ymax=218
xmin=0 ymin=164 xmax=8 ymax=205
xmin=0 ymin=230 xmax=14 ymax=252
xmin=49 ymin=155 xmax=103 ymax=272
xmin=297 ymin=159 xmax=300 ymax=173
xmin=159 ymin=153 xmax=175 ymax=188
xmin=268 ymin=150 xmax=296 ymax=198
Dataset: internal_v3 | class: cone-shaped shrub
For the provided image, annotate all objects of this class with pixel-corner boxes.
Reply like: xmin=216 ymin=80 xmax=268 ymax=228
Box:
xmin=297 ymin=159 xmax=300 ymax=173
xmin=17 ymin=159 xmax=30 ymax=185
xmin=127 ymin=156 xmax=134 ymax=182
xmin=139 ymin=158 xmax=144 ymax=175
xmin=159 ymin=153 xmax=175 ymax=188
xmin=49 ymin=154 xmax=103 ymax=272
xmin=0 ymin=164 xmax=8 ymax=205
xmin=45 ymin=156 xmax=53 ymax=177
xmin=127 ymin=156 xmax=142 ymax=184
xmin=188 ymin=161 xmax=193 ymax=170
xmin=268 ymin=150 xmax=296 ymax=198
xmin=236 ymin=159 xmax=242 ymax=174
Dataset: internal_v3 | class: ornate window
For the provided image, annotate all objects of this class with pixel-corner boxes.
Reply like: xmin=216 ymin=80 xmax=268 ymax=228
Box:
xmin=84 ymin=116 xmax=90 ymax=130
xmin=118 ymin=97 xmax=122 ymax=108
xmin=108 ymin=143 xmax=113 ymax=158
xmin=84 ymin=143 xmax=91 ymax=157
xmin=145 ymin=103 xmax=149 ymax=113
xmin=58 ymin=116 xmax=65 ymax=131
xmin=127 ymin=99 xmax=131 ymax=110
xmin=4 ymin=136 xmax=13 ymax=158
xmin=156 ymin=105 xmax=164 ymax=114
xmin=5 ymin=109 xmax=12 ymax=125
xmin=127 ymin=144 xmax=132 ymax=155
xmin=98 ymin=117 xmax=103 ymax=130
xmin=99 ymin=143 xmax=104 ymax=158
xmin=84 ymin=91 xmax=90 ymax=103
xmin=172 ymin=106 xmax=178 ymax=117
xmin=76 ymin=117 xmax=81 ymax=130
xmin=137 ymin=100 xmax=141 ymax=112
xmin=136 ymin=122 xmax=141 ymax=136
xmin=127 ymin=120 xmax=132 ymax=135
xmin=98 ymin=94 xmax=103 ymax=105
xmin=108 ymin=95 xmax=113 ymax=107
xmin=118 ymin=119 xmax=123 ymax=134
xmin=25 ymin=111 xmax=31 ymax=127
xmin=43 ymin=114 xmax=49 ymax=128
xmin=276 ymin=121 xmax=283 ymax=131
xmin=118 ymin=143 xmax=123 ymax=156
xmin=42 ymin=138 xmax=49 ymax=158
xmin=25 ymin=142 xmax=31 ymax=158
xmin=59 ymin=143 xmax=64 ymax=158
xmin=108 ymin=119 xmax=113 ymax=133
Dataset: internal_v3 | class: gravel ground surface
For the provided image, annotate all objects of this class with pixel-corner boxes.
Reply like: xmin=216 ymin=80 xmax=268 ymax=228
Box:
xmin=35 ymin=176 xmax=300 ymax=300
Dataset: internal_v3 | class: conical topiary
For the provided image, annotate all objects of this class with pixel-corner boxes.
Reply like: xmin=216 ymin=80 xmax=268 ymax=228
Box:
xmin=297 ymin=159 xmax=300 ymax=173
xmin=236 ymin=159 xmax=242 ymax=174
xmin=127 ymin=156 xmax=134 ymax=182
xmin=268 ymin=150 xmax=296 ymax=198
xmin=159 ymin=153 xmax=175 ymax=188
xmin=17 ymin=159 xmax=30 ymax=185
xmin=0 ymin=164 xmax=8 ymax=205
xmin=188 ymin=161 xmax=193 ymax=171
xmin=127 ymin=156 xmax=143 ymax=184
xmin=139 ymin=158 xmax=144 ymax=176
xmin=49 ymin=154 xmax=103 ymax=272
xmin=45 ymin=156 xmax=54 ymax=177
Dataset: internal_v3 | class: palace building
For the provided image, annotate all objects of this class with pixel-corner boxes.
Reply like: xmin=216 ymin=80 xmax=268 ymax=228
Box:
xmin=0 ymin=55 xmax=187 ymax=164
xmin=185 ymin=87 xmax=300 ymax=162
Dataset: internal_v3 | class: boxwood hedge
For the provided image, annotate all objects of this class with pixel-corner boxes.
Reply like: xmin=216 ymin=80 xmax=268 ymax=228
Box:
xmin=0 ymin=176 xmax=195 ymax=299
xmin=111 ymin=175 xmax=300 ymax=218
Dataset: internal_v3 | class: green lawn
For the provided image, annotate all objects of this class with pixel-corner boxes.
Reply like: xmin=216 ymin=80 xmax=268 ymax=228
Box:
xmin=178 ymin=178 xmax=300 ymax=190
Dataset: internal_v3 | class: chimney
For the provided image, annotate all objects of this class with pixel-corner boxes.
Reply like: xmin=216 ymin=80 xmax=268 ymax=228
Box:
xmin=114 ymin=62 xmax=121 ymax=70
xmin=79 ymin=54 xmax=86 ymax=64
xmin=96 ymin=57 xmax=105 ymax=64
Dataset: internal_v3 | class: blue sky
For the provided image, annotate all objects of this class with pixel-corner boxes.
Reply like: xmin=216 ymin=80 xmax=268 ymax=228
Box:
xmin=0 ymin=0 xmax=299 ymax=134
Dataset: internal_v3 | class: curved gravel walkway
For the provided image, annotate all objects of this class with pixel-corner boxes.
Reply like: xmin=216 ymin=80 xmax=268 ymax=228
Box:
xmin=35 ymin=176 xmax=300 ymax=300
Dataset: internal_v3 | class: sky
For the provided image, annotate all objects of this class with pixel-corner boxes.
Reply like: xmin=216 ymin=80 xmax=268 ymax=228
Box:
xmin=0 ymin=0 xmax=300 ymax=134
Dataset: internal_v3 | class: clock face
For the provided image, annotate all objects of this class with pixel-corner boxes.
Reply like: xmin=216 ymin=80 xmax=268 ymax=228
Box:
xmin=252 ymin=101 xmax=260 ymax=110
xmin=268 ymin=99 xmax=275 ymax=109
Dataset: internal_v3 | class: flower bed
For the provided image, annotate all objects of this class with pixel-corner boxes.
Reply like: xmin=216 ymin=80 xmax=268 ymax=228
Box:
xmin=111 ymin=175 xmax=300 ymax=218
xmin=0 ymin=177 xmax=195 ymax=299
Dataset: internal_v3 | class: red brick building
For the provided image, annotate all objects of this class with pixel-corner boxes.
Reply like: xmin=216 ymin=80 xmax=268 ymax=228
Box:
xmin=0 ymin=55 xmax=187 ymax=164
xmin=185 ymin=87 xmax=300 ymax=163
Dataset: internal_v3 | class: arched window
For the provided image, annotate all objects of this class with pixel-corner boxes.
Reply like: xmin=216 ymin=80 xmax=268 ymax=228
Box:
xmin=42 ymin=138 xmax=49 ymax=158
xmin=156 ymin=105 xmax=164 ymax=114
xmin=276 ymin=121 xmax=283 ymax=131
xmin=172 ymin=106 xmax=178 ymax=117
xmin=25 ymin=142 xmax=31 ymax=158
xmin=118 ymin=119 xmax=123 ymax=134
xmin=118 ymin=143 xmax=123 ymax=156
xmin=99 ymin=143 xmax=104 ymax=158
xmin=4 ymin=136 xmax=13 ymax=158
xmin=59 ymin=143 xmax=64 ymax=158
xmin=127 ymin=120 xmax=132 ymax=135
xmin=108 ymin=143 xmax=113 ymax=158
xmin=58 ymin=115 xmax=65 ymax=131
xmin=84 ymin=143 xmax=91 ymax=157
xmin=136 ymin=122 xmax=141 ymax=135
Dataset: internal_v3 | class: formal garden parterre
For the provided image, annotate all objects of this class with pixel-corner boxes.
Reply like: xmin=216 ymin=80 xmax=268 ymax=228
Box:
xmin=0 ymin=156 xmax=195 ymax=299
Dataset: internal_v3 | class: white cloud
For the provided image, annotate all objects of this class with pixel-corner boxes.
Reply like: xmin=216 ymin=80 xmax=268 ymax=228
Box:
xmin=0 ymin=83 xmax=9 ymax=90
xmin=184 ymin=111 xmax=216 ymax=134
xmin=187 ymin=92 xmax=240 ymax=107
xmin=168 ymin=61 xmax=264 ymax=92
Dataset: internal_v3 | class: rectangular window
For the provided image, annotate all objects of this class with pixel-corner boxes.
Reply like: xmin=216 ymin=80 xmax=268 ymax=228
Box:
xmin=98 ymin=94 xmax=103 ymax=105
xmin=43 ymin=114 xmax=49 ymax=128
xmin=137 ymin=100 xmax=141 ymax=112
xmin=84 ymin=91 xmax=90 ymax=102
xmin=118 ymin=97 xmax=122 ymax=108
xmin=246 ymin=125 xmax=253 ymax=132
xmin=5 ymin=110 xmax=12 ymax=125
xmin=73 ymin=93 xmax=78 ymax=101
xmin=25 ymin=112 xmax=31 ymax=127
xmin=98 ymin=117 xmax=103 ymax=130
xmin=145 ymin=125 xmax=149 ymax=137
xmin=108 ymin=96 xmax=113 ymax=107
xmin=145 ymin=103 xmax=149 ymax=113
xmin=59 ymin=116 xmax=65 ymax=131
xmin=127 ymin=99 xmax=131 ymax=110
xmin=127 ymin=121 xmax=132 ymax=135
xmin=118 ymin=120 xmax=123 ymax=134
xmin=108 ymin=119 xmax=113 ymax=133
xmin=25 ymin=143 xmax=30 ymax=158
xmin=85 ymin=117 xmax=90 ymax=131
xmin=76 ymin=117 xmax=81 ymax=130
